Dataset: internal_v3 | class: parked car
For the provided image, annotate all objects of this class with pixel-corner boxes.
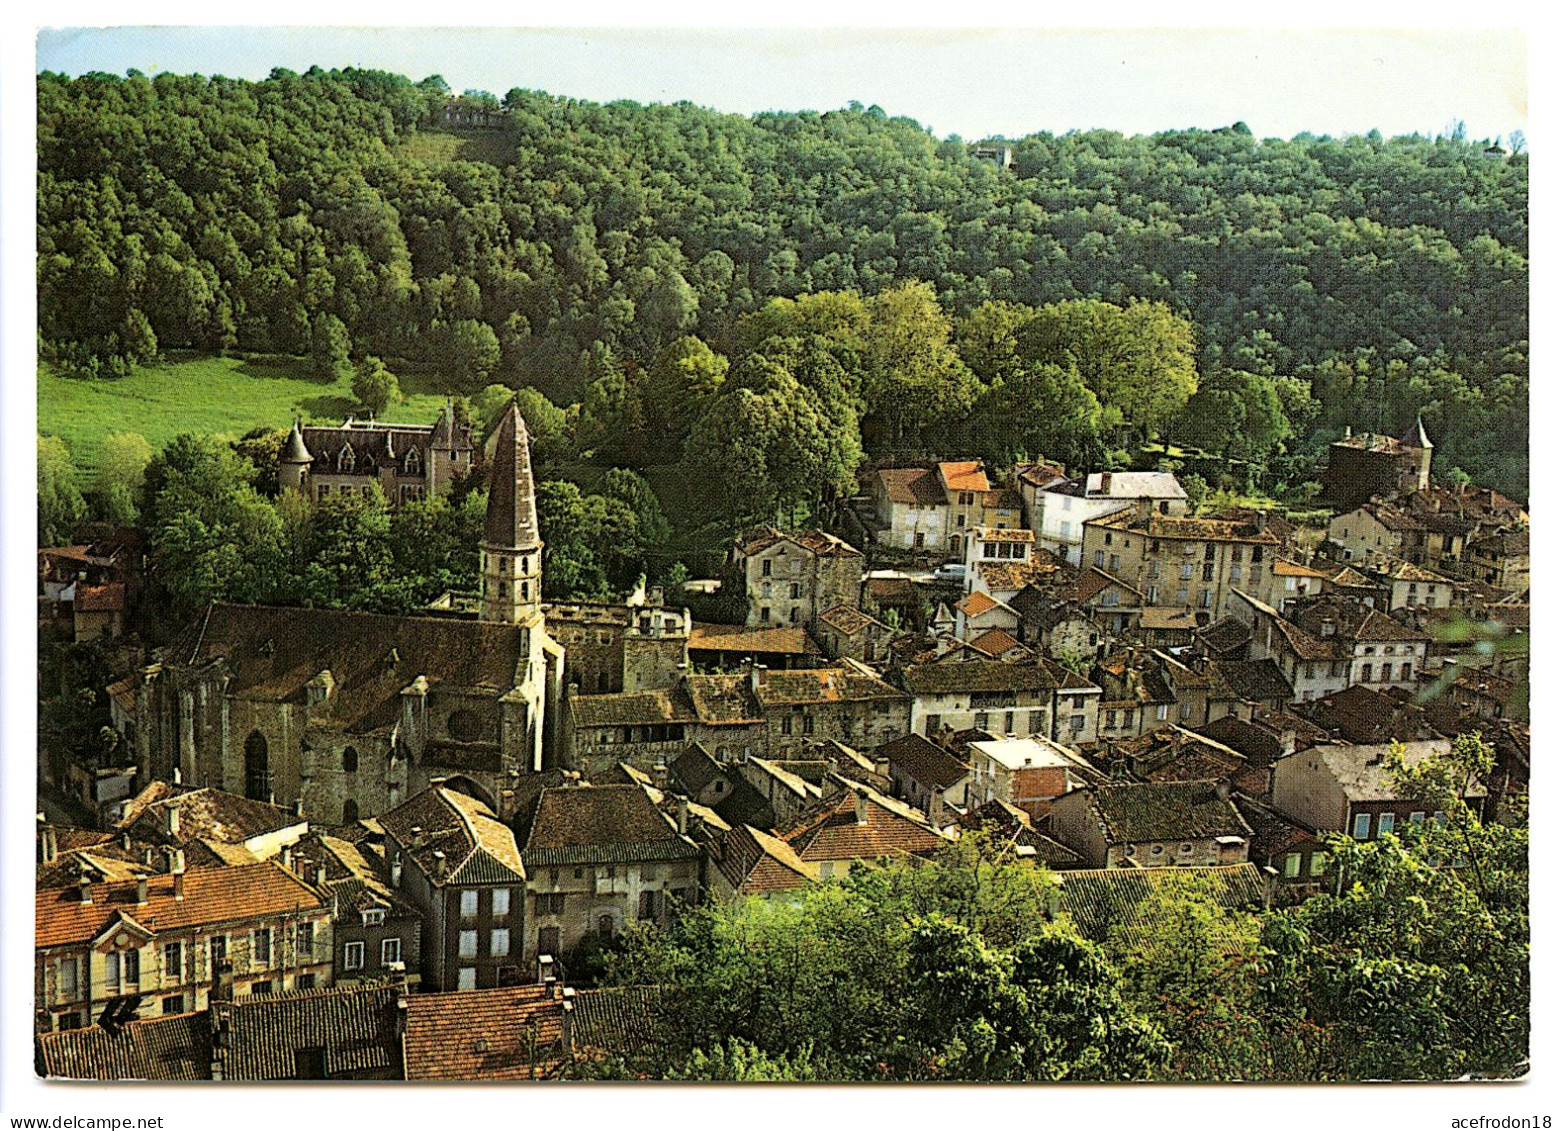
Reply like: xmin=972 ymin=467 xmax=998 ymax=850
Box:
xmin=931 ymin=562 xmax=966 ymax=583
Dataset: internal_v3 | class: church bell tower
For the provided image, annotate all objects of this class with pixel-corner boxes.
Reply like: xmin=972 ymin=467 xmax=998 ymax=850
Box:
xmin=480 ymin=402 xmax=544 ymax=625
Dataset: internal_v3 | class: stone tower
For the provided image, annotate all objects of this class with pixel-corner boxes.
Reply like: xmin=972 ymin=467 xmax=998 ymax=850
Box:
xmin=278 ymin=420 xmax=313 ymax=493
xmin=480 ymin=401 xmax=544 ymax=625
xmin=1401 ymin=414 xmax=1433 ymax=494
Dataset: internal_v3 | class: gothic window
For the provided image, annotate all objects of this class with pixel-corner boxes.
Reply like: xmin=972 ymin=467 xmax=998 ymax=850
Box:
xmin=404 ymin=448 xmax=421 ymax=475
xmin=337 ymin=445 xmax=356 ymax=473
xmin=243 ymin=731 xmax=270 ymax=802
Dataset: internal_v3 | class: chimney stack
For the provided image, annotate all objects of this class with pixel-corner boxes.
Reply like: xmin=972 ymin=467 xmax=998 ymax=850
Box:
xmin=78 ymin=877 xmax=93 ymax=904
xmin=41 ymin=825 xmax=58 ymax=865
xmin=136 ymin=876 xmax=148 ymax=905
xmin=432 ymin=850 xmax=447 ymax=883
xmin=676 ymin=797 xmax=689 ymax=837
xmin=165 ymin=805 xmax=180 ymax=840
xmin=854 ymin=793 xmax=869 ymax=826
xmin=172 ymin=848 xmax=186 ymax=900
xmin=121 ymin=831 xmax=132 ymax=851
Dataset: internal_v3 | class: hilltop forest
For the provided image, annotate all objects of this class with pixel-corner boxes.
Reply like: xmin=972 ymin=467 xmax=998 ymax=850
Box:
xmin=38 ymin=67 xmax=1528 ymax=521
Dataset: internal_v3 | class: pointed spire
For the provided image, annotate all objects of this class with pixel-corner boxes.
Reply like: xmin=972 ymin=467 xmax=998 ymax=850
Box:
xmin=484 ymin=400 xmax=540 ymax=550
xmin=1403 ymin=413 xmax=1432 ymax=450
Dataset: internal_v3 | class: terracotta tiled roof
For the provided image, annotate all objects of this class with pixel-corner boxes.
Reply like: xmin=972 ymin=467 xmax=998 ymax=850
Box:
xmin=1208 ymin=659 xmax=1294 ymax=704
xmin=955 ymin=590 xmax=999 ymax=617
xmin=818 ymin=604 xmax=889 ymax=637
xmin=976 ymin=558 xmax=1051 ymax=593
xmin=1087 ymin=781 xmax=1251 ymax=844
xmin=1289 ymin=597 xmax=1429 ymax=643
xmin=689 ymin=622 xmax=817 ymax=655
xmin=1230 ymin=794 xmax=1320 ymax=862
xmin=876 ymin=466 xmax=947 ymax=507
xmin=518 ymin=784 xmax=699 ymax=867
xmin=739 ymin=526 xmax=863 ymax=558
xmin=875 ymin=732 xmax=970 ymax=792
xmin=783 ymin=786 xmax=951 ymax=863
xmin=1016 ymin=460 xmax=1069 ymax=489
xmin=959 ymin=800 xmax=1085 ymax=867
xmin=35 ymin=861 xmax=326 ymax=950
xmin=379 ymin=787 xmax=525 ymax=886
xmin=570 ymin=688 xmax=699 ymax=728
xmin=1139 ymin=607 xmax=1203 ymax=631
xmin=1301 ymin=685 xmax=1432 ymax=745
xmin=106 ymin=675 xmax=137 ymax=712
xmin=684 ymin=674 xmax=764 ymax=724
xmin=217 ymin=983 xmax=404 ymax=1080
xmin=976 ymin=526 xmax=1035 ymax=543
xmin=118 ymin=785 xmax=303 ymax=847
xmin=1088 ymin=511 xmax=1282 ymax=545
xmin=570 ymin=986 xmax=671 ymax=1056
xmin=902 ymin=660 xmax=1062 ymax=696
xmin=984 ymin=486 xmax=1026 ymax=510
xmin=1273 ymin=558 xmax=1331 ymax=578
xmin=969 ymin=628 xmax=1025 ymax=658
xmin=1197 ymin=616 xmax=1252 ymax=659
xmin=1056 ymin=864 xmax=1267 ymax=941
xmin=938 ymin=461 xmax=990 ymax=493
xmin=36 ymin=1012 xmax=213 ymax=1081
xmin=716 ymin=823 xmax=818 ymax=895
xmin=404 ymin=985 xmax=568 ymax=1081
xmin=754 ymin=665 xmax=907 ymax=706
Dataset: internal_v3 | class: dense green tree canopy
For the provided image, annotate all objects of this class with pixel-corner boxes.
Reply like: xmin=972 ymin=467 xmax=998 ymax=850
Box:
xmin=38 ymin=68 xmax=1528 ymax=496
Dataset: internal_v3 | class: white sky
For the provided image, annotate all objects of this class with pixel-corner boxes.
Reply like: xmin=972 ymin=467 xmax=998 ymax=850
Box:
xmin=34 ymin=25 xmax=1527 ymax=143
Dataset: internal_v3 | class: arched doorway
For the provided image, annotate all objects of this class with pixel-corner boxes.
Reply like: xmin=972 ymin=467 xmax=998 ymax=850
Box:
xmin=243 ymin=731 xmax=270 ymax=801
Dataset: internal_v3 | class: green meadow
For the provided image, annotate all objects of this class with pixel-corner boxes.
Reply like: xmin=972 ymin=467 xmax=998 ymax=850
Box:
xmin=38 ymin=354 xmax=456 ymax=483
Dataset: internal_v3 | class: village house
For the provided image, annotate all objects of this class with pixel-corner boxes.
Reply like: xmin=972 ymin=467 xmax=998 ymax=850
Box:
xmin=1231 ymin=591 xmax=1430 ymax=703
xmin=38 ymin=534 xmax=144 ymax=642
xmin=1080 ymin=510 xmax=1283 ymax=620
xmin=286 ymin=830 xmax=424 ymax=990
xmin=278 ymin=405 xmax=476 ymax=507
xmin=870 ymin=461 xmax=1018 ymax=556
xmin=35 ymin=858 xmax=334 ymax=1033
xmin=900 ymin=658 xmax=1101 ymax=745
xmin=1022 ymin=469 xmax=1189 ymax=566
xmin=875 ymin=732 xmax=972 ymax=818
xmin=964 ymin=735 xmax=1089 ymax=821
xmin=515 ymin=783 xmax=700 ymax=969
xmin=1260 ymin=558 xmax=1332 ymax=611
xmin=1319 ymin=419 xmax=1433 ymax=512
xmin=686 ymin=622 xmax=822 ymax=671
xmin=816 ymin=604 xmax=897 ymax=664
xmin=1271 ymin=738 xmax=1485 ymax=840
xmin=1465 ymin=528 xmax=1529 ymax=592
xmin=1048 ymin=780 xmax=1252 ymax=869
xmin=1230 ymin=793 xmax=1333 ymax=890
xmin=378 ymin=785 xmax=528 ymax=992
xmin=729 ymin=527 xmax=864 ymax=636
xmin=114 ymin=782 xmax=308 ymax=862
xmin=779 ymin=781 xmax=954 ymax=880
xmin=1102 ymin=726 xmax=1267 ymax=799
xmin=1356 ymin=556 xmax=1458 ymax=611
xmin=1328 ymin=500 xmax=1473 ymax=572
xmin=564 ymin=663 xmax=910 ymax=771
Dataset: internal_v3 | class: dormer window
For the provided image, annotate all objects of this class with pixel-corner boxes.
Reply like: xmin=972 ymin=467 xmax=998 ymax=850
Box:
xmin=337 ymin=445 xmax=356 ymax=473
xmin=362 ymin=908 xmax=386 ymax=927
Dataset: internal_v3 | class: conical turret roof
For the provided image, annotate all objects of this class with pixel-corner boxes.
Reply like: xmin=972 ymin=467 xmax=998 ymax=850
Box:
xmin=282 ymin=421 xmax=313 ymax=464
xmin=484 ymin=401 xmax=541 ymax=549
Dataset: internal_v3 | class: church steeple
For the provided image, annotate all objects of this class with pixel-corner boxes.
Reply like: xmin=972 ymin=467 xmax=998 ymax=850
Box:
xmin=480 ymin=401 xmax=544 ymax=624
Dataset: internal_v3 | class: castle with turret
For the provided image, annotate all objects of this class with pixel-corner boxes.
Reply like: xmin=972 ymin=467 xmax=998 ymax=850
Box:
xmin=1320 ymin=415 xmax=1433 ymax=511
xmin=278 ymin=405 xmax=476 ymax=506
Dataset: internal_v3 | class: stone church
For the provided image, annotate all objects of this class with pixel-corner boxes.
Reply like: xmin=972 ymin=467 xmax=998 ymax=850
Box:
xmin=121 ymin=404 xmax=564 ymax=825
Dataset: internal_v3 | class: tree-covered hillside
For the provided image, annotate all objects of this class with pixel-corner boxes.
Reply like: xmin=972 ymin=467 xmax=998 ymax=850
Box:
xmin=37 ymin=68 xmax=1528 ymax=498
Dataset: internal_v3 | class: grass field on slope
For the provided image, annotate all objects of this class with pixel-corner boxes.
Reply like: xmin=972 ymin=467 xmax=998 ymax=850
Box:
xmin=39 ymin=353 xmax=456 ymax=483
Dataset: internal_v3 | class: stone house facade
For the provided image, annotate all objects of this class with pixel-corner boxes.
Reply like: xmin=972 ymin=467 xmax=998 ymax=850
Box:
xmin=1081 ymin=511 xmax=1283 ymax=619
xmin=1048 ymin=781 xmax=1252 ymax=869
xmin=731 ymin=527 xmax=864 ymax=637
xmin=35 ymin=860 xmax=333 ymax=1032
